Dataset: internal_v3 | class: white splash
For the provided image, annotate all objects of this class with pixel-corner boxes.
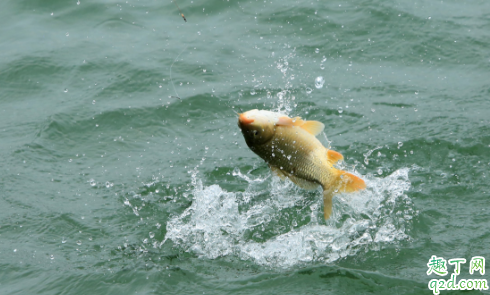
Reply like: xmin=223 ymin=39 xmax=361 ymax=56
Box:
xmin=163 ymin=168 xmax=414 ymax=268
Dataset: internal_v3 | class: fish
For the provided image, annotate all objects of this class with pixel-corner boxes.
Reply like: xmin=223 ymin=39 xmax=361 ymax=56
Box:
xmin=237 ymin=109 xmax=366 ymax=219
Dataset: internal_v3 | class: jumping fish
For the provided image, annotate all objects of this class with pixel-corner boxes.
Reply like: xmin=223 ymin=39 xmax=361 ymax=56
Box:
xmin=237 ymin=109 xmax=366 ymax=219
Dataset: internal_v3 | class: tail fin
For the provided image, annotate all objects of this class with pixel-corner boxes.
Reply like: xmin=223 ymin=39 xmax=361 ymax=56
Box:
xmin=322 ymin=171 xmax=366 ymax=220
xmin=337 ymin=170 xmax=366 ymax=192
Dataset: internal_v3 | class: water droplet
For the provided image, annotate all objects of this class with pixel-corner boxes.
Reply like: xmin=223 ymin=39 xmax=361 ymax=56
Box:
xmin=378 ymin=168 xmax=383 ymax=175
xmin=314 ymin=76 xmax=325 ymax=89
xmin=76 ymin=240 xmax=82 ymax=245
xmin=51 ymin=12 xmax=54 ymax=16
xmin=50 ymin=254 xmax=54 ymax=260
xmin=77 ymin=0 xmax=80 ymax=5
xmin=65 ymin=32 xmax=69 ymax=37
xmin=203 ymin=69 xmax=207 ymax=73
xmin=305 ymin=87 xmax=312 ymax=94
xmin=89 ymin=179 xmax=96 ymax=186
xmin=371 ymin=108 xmax=375 ymax=112
xmin=149 ymin=232 xmax=155 ymax=238
xmin=13 ymin=249 xmax=17 ymax=252
xmin=64 ymin=89 xmax=68 ymax=93
xmin=62 ymin=238 xmax=67 ymax=244
xmin=267 ymin=91 xmax=272 ymax=99
xmin=197 ymin=31 xmax=201 ymax=35
xmin=338 ymin=107 xmax=343 ymax=114
xmin=397 ymin=142 xmax=403 ymax=149
xmin=315 ymin=48 xmax=320 ymax=53
xmin=250 ymin=90 xmax=256 ymax=95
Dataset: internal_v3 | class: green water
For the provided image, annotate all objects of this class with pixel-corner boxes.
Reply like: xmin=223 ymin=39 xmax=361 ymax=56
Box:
xmin=1 ymin=0 xmax=490 ymax=294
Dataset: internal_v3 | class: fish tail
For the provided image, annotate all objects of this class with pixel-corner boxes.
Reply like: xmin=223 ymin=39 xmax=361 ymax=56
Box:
xmin=322 ymin=170 xmax=366 ymax=220
xmin=336 ymin=170 xmax=366 ymax=192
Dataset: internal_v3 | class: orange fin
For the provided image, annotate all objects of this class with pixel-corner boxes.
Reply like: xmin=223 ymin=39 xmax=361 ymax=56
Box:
xmin=337 ymin=171 xmax=366 ymax=193
xmin=327 ymin=149 xmax=344 ymax=164
xmin=276 ymin=116 xmax=324 ymax=136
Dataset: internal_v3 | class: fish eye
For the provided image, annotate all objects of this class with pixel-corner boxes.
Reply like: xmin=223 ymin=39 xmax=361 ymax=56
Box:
xmin=253 ymin=130 xmax=259 ymax=136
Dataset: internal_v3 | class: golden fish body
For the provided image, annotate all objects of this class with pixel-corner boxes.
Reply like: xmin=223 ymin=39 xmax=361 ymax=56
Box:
xmin=238 ymin=109 xmax=365 ymax=219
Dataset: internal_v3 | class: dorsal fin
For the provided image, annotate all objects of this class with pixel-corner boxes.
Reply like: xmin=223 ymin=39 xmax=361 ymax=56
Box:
xmin=301 ymin=120 xmax=324 ymax=136
xmin=327 ymin=149 xmax=344 ymax=164
xmin=276 ymin=116 xmax=324 ymax=136
xmin=276 ymin=116 xmax=304 ymax=126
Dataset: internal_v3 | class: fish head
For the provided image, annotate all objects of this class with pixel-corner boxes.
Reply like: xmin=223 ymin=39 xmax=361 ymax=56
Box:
xmin=238 ymin=109 xmax=276 ymax=145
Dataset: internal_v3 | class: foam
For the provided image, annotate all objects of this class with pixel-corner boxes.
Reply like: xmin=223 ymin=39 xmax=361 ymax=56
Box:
xmin=163 ymin=168 xmax=414 ymax=268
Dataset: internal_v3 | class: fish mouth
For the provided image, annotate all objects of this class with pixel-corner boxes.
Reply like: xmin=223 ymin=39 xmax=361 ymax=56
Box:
xmin=238 ymin=113 xmax=254 ymax=125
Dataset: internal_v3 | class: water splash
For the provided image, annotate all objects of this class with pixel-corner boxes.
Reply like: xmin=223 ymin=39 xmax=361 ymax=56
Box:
xmin=163 ymin=168 xmax=414 ymax=268
xmin=314 ymin=76 xmax=325 ymax=89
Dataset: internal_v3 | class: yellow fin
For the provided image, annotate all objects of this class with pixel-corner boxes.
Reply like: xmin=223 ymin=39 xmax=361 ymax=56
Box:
xmin=337 ymin=171 xmax=366 ymax=193
xmin=323 ymin=190 xmax=333 ymax=220
xmin=300 ymin=120 xmax=324 ymax=136
xmin=276 ymin=116 xmax=304 ymax=126
xmin=327 ymin=149 xmax=344 ymax=164
xmin=276 ymin=116 xmax=324 ymax=136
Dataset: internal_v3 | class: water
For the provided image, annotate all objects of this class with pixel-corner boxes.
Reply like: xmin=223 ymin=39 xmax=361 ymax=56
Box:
xmin=1 ymin=0 xmax=490 ymax=294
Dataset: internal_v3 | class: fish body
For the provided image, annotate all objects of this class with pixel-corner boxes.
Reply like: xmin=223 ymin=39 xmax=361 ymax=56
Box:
xmin=238 ymin=109 xmax=365 ymax=219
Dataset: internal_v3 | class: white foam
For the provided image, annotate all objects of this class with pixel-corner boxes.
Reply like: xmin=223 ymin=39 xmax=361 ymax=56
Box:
xmin=163 ymin=168 xmax=414 ymax=268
